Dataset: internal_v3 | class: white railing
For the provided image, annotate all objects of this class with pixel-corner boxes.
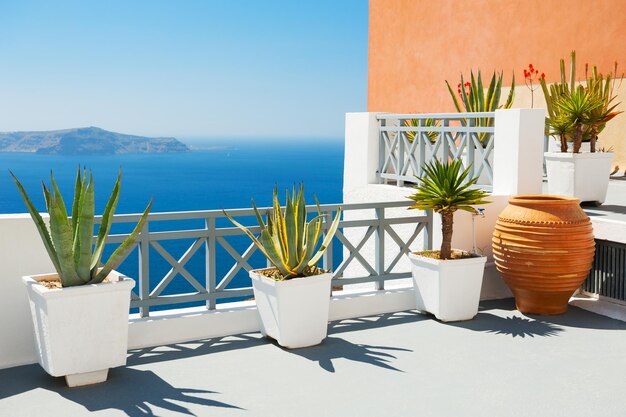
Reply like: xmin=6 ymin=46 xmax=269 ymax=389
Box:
xmin=377 ymin=112 xmax=496 ymax=188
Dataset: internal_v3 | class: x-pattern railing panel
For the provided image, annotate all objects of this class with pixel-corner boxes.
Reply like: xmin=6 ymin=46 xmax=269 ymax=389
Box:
xmin=95 ymin=201 xmax=432 ymax=317
xmin=378 ymin=113 xmax=495 ymax=188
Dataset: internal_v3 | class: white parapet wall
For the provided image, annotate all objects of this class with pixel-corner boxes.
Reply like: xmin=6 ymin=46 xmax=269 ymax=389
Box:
xmin=0 ymin=214 xmax=54 ymax=369
xmin=0 ymin=212 xmax=418 ymax=369
xmin=343 ymin=109 xmax=546 ymax=299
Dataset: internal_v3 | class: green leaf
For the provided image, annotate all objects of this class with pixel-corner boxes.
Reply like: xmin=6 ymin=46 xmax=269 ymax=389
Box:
xmin=10 ymin=171 xmax=62 ymax=276
xmin=94 ymin=199 xmax=152 ymax=283
xmin=309 ymin=208 xmax=341 ymax=266
xmin=91 ymin=169 xmax=121 ymax=271
xmin=45 ymin=184 xmax=85 ymax=286
xmin=70 ymin=166 xmax=82 ymax=236
xmin=76 ymin=172 xmax=95 ymax=281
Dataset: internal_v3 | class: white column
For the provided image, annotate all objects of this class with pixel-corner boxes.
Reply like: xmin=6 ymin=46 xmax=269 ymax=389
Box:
xmin=343 ymin=112 xmax=382 ymax=195
xmin=492 ymin=108 xmax=546 ymax=196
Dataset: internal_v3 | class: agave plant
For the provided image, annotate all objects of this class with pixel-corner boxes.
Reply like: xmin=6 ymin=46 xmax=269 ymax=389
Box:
xmin=540 ymin=51 xmax=622 ymax=153
xmin=224 ymin=185 xmax=341 ymax=280
xmin=11 ymin=168 xmax=152 ymax=287
xmin=445 ymin=70 xmax=515 ymax=146
xmin=407 ymin=159 xmax=490 ymax=260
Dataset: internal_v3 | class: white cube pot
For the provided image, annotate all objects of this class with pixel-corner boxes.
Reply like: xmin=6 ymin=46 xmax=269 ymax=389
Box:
xmin=250 ymin=269 xmax=332 ymax=349
xmin=408 ymin=252 xmax=486 ymax=322
xmin=22 ymin=271 xmax=134 ymax=387
xmin=545 ymin=152 xmax=614 ymax=204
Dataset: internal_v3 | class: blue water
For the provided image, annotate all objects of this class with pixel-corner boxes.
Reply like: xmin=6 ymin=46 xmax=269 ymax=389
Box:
xmin=0 ymin=138 xmax=345 ymax=311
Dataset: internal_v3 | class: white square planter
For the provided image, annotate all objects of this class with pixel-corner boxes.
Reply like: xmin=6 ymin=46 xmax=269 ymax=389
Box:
xmin=408 ymin=252 xmax=486 ymax=322
xmin=545 ymin=152 xmax=614 ymax=204
xmin=250 ymin=269 xmax=332 ymax=349
xmin=23 ymin=271 xmax=134 ymax=387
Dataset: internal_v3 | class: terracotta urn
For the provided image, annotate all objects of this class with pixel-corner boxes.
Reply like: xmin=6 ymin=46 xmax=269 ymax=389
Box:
xmin=492 ymin=195 xmax=595 ymax=315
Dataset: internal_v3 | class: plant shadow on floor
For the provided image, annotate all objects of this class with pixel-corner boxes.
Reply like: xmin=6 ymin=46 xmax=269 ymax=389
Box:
xmin=0 ymin=365 xmax=242 ymax=417
xmin=283 ymin=336 xmax=412 ymax=373
xmin=445 ymin=299 xmax=565 ymax=338
xmin=447 ymin=312 xmax=565 ymax=338
xmin=328 ymin=310 xmax=428 ymax=335
xmin=282 ymin=311 xmax=423 ymax=373
xmin=476 ymin=298 xmax=626 ymax=332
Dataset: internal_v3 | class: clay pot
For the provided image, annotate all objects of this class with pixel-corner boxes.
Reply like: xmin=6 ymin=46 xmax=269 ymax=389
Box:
xmin=492 ymin=195 xmax=595 ymax=315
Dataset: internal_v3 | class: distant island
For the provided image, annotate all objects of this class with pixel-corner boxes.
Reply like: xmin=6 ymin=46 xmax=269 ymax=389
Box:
xmin=0 ymin=127 xmax=190 ymax=155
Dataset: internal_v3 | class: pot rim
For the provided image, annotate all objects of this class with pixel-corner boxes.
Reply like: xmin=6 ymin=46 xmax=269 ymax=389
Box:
xmin=508 ymin=194 xmax=581 ymax=205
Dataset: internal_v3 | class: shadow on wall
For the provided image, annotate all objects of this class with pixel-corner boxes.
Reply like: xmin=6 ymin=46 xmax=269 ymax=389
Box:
xmin=126 ymin=333 xmax=266 ymax=367
xmin=0 ymin=365 xmax=242 ymax=417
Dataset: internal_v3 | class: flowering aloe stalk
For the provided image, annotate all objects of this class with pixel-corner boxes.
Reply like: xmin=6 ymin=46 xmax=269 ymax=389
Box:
xmin=224 ymin=184 xmax=341 ymax=280
xmin=11 ymin=167 xmax=152 ymax=287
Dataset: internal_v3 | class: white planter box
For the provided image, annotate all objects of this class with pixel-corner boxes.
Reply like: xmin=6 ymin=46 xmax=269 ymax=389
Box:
xmin=408 ymin=252 xmax=486 ymax=322
xmin=545 ymin=152 xmax=614 ymax=204
xmin=250 ymin=269 xmax=332 ymax=349
xmin=23 ymin=271 xmax=134 ymax=387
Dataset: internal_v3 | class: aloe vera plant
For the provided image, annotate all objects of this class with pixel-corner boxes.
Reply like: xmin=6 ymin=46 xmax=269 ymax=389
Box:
xmin=224 ymin=185 xmax=341 ymax=280
xmin=404 ymin=118 xmax=440 ymax=143
xmin=11 ymin=168 xmax=152 ymax=287
xmin=445 ymin=70 xmax=515 ymax=145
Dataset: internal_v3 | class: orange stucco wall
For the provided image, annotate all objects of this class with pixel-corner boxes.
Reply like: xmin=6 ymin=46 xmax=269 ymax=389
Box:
xmin=368 ymin=0 xmax=626 ymax=113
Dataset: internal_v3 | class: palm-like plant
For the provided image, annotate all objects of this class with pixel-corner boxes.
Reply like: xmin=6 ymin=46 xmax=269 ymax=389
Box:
xmin=407 ymin=160 xmax=490 ymax=260
xmin=224 ymin=184 xmax=341 ymax=280
xmin=11 ymin=168 xmax=152 ymax=287
xmin=548 ymin=86 xmax=603 ymax=153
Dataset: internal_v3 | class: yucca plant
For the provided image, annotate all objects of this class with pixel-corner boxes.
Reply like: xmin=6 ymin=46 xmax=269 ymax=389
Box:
xmin=546 ymin=86 xmax=604 ymax=153
xmin=407 ymin=159 xmax=490 ymax=260
xmin=445 ymin=70 xmax=515 ymax=146
xmin=224 ymin=185 xmax=341 ymax=280
xmin=11 ymin=168 xmax=152 ymax=287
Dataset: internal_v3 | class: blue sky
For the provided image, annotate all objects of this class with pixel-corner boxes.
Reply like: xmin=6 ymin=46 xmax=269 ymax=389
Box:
xmin=0 ymin=0 xmax=368 ymax=140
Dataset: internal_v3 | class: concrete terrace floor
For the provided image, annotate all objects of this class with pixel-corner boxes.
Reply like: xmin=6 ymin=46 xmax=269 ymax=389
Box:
xmin=583 ymin=179 xmax=626 ymax=222
xmin=2 ymin=299 xmax=626 ymax=417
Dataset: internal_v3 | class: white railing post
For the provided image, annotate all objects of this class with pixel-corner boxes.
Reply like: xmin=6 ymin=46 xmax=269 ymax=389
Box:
xmin=343 ymin=112 xmax=382 ymax=195
xmin=492 ymin=108 xmax=546 ymax=195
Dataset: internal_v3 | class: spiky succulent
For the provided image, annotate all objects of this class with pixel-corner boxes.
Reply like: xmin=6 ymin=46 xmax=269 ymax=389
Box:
xmin=224 ymin=185 xmax=341 ymax=280
xmin=540 ymin=50 xmax=622 ymax=153
xmin=12 ymin=167 xmax=152 ymax=287
xmin=446 ymin=70 xmax=515 ymax=146
xmin=408 ymin=159 xmax=490 ymax=260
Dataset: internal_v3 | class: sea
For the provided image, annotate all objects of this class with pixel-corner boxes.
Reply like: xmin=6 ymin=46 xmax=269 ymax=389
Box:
xmin=0 ymin=138 xmax=345 ymax=311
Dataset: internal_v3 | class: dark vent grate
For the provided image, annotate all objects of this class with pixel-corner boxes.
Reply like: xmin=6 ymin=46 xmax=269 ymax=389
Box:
xmin=582 ymin=239 xmax=626 ymax=302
